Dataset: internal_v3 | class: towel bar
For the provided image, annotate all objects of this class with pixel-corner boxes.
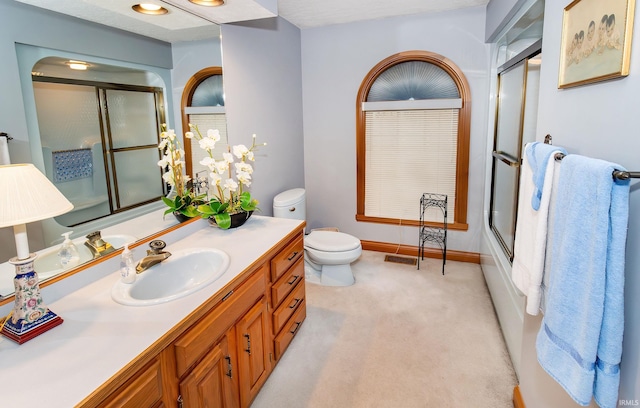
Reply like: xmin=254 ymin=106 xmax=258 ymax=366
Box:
xmin=553 ymin=153 xmax=639 ymax=180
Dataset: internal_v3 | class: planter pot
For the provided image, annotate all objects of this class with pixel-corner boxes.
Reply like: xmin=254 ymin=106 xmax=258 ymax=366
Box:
xmin=208 ymin=211 xmax=253 ymax=229
xmin=173 ymin=212 xmax=193 ymax=223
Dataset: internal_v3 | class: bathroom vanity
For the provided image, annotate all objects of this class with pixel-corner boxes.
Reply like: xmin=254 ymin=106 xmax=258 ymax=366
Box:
xmin=0 ymin=215 xmax=306 ymax=408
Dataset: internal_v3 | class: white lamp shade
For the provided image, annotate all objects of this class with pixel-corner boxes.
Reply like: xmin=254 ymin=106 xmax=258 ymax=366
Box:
xmin=0 ymin=163 xmax=74 ymax=228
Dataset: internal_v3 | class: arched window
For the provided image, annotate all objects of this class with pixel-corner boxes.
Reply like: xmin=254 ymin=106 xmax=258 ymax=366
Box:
xmin=356 ymin=51 xmax=470 ymax=230
xmin=181 ymin=67 xmax=228 ymax=179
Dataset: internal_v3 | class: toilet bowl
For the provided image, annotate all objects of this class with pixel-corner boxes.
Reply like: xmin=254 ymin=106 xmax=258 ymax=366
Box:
xmin=273 ymin=188 xmax=362 ymax=286
xmin=303 ymin=230 xmax=362 ymax=286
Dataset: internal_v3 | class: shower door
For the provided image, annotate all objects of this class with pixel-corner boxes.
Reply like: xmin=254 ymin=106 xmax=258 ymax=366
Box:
xmin=33 ymin=78 xmax=165 ymax=227
xmin=489 ymin=46 xmax=541 ymax=261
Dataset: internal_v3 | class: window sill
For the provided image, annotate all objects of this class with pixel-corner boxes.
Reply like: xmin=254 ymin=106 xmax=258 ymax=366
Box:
xmin=355 ymin=214 xmax=468 ymax=231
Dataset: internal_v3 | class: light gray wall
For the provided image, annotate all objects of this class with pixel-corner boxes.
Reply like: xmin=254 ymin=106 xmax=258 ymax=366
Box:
xmin=220 ymin=18 xmax=305 ymax=216
xmin=516 ymin=0 xmax=640 ymax=407
xmin=171 ymin=37 xmax=224 ymax=134
xmin=300 ymin=7 xmax=490 ymax=253
xmin=485 ymin=0 xmax=528 ymax=41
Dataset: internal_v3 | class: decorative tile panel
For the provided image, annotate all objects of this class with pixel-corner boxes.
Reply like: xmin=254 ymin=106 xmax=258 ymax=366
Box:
xmin=52 ymin=148 xmax=93 ymax=182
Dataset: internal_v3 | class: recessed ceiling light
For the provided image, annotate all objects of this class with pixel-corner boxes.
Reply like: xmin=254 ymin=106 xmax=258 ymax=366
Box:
xmin=67 ymin=60 xmax=89 ymax=71
xmin=189 ymin=0 xmax=225 ymax=6
xmin=132 ymin=3 xmax=169 ymax=15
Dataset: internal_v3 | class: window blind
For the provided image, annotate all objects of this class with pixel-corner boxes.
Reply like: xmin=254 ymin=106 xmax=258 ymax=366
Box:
xmin=364 ymin=109 xmax=458 ymax=223
xmin=187 ymin=113 xmax=228 ymax=177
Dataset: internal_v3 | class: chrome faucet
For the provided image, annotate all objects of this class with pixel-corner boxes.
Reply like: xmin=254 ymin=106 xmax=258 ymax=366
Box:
xmin=84 ymin=231 xmax=116 ymax=259
xmin=136 ymin=240 xmax=171 ymax=274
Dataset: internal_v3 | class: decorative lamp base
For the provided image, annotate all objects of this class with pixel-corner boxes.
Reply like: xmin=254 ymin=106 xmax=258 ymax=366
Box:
xmin=0 ymin=254 xmax=63 ymax=344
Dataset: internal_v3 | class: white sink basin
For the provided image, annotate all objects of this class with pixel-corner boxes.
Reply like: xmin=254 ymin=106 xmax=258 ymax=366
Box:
xmin=111 ymin=247 xmax=230 ymax=306
xmin=34 ymin=234 xmax=137 ymax=280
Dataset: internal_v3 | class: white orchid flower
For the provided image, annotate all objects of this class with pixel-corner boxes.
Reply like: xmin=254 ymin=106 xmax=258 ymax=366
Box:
xmin=214 ymin=161 xmax=229 ymax=174
xmin=157 ymin=157 xmax=169 ymax=167
xmin=207 ymin=129 xmax=221 ymax=143
xmin=223 ymin=178 xmax=238 ymax=192
xmin=209 ymin=172 xmax=222 ymax=186
xmin=162 ymin=171 xmax=175 ymax=185
xmin=246 ymin=151 xmax=255 ymax=161
xmin=199 ymin=137 xmax=217 ymax=152
xmin=233 ymin=144 xmax=249 ymax=159
xmin=185 ymin=131 xmax=194 ymax=139
xmin=237 ymin=171 xmax=252 ymax=186
xmin=235 ymin=162 xmax=253 ymax=174
xmin=223 ymin=152 xmax=234 ymax=164
xmin=200 ymin=157 xmax=216 ymax=170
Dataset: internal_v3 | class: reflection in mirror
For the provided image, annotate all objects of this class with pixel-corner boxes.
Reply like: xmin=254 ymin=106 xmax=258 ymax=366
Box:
xmin=32 ymin=57 xmax=167 ymax=227
xmin=182 ymin=67 xmax=228 ymax=180
xmin=0 ymin=1 xmax=223 ymax=304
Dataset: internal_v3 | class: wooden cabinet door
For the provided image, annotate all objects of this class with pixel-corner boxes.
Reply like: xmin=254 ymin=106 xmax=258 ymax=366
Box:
xmin=179 ymin=332 xmax=240 ymax=408
xmin=236 ymin=297 xmax=271 ymax=407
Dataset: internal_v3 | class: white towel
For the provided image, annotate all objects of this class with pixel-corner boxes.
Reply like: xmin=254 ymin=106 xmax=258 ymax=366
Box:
xmin=512 ymin=144 xmax=562 ymax=315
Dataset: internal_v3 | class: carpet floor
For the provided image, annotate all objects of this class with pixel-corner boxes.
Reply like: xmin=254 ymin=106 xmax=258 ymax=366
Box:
xmin=251 ymin=250 xmax=517 ymax=408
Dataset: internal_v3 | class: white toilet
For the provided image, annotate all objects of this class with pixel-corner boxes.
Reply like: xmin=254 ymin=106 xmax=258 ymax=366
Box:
xmin=273 ymin=188 xmax=362 ymax=286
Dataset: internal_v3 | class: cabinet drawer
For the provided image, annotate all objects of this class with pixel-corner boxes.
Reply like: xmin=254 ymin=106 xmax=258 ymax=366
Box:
xmin=174 ymin=267 xmax=266 ymax=377
xmin=270 ymin=235 xmax=303 ymax=282
xmin=99 ymin=360 xmax=163 ymax=408
xmin=272 ymin=277 xmax=305 ymax=334
xmin=273 ymin=302 xmax=306 ymax=361
xmin=271 ymin=256 xmax=304 ymax=308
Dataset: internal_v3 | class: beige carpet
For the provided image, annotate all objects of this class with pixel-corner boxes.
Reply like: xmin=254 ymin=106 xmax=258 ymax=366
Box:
xmin=252 ymin=251 xmax=517 ymax=408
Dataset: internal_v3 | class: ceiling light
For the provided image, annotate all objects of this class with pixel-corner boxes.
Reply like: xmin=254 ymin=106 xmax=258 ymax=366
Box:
xmin=189 ymin=0 xmax=225 ymax=6
xmin=132 ymin=3 xmax=169 ymax=15
xmin=67 ymin=60 xmax=89 ymax=71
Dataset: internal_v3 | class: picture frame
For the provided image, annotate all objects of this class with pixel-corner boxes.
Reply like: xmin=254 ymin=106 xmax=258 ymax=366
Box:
xmin=558 ymin=0 xmax=636 ymax=88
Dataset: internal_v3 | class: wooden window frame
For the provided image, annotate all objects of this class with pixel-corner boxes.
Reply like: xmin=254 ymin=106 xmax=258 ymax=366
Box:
xmin=355 ymin=51 xmax=471 ymax=231
xmin=180 ymin=66 xmax=223 ymax=178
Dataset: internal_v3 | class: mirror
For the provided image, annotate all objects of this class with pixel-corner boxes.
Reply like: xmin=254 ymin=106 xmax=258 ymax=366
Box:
xmin=0 ymin=1 xmax=223 ymax=301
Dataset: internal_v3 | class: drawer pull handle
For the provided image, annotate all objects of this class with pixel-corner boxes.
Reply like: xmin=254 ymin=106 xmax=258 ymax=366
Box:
xmin=225 ymin=355 xmax=233 ymax=378
xmin=287 ymin=251 xmax=299 ymax=261
xmin=288 ymin=275 xmax=300 ymax=285
xmin=289 ymin=298 xmax=301 ymax=309
xmin=290 ymin=321 xmax=302 ymax=335
xmin=244 ymin=334 xmax=251 ymax=355
xmin=222 ymin=290 xmax=234 ymax=301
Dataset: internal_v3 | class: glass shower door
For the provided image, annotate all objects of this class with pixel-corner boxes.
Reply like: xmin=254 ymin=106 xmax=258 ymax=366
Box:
xmin=103 ymin=89 xmax=164 ymax=211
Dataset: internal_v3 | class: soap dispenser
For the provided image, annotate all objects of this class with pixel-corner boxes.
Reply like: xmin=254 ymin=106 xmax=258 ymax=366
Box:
xmin=58 ymin=231 xmax=80 ymax=268
xmin=120 ymin=243 xmax=136 ymax=284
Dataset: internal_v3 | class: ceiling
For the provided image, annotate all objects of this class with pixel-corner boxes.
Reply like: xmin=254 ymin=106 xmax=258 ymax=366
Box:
xmin=14 ymin=0 xmax=490 ymax=43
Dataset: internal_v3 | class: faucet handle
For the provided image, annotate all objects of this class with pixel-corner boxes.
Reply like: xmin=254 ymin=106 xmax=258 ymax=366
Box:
xmin=149 ymin=240 xmax=167 ymax=253
xmin=86 ymin=231 xmax=102 ymax=242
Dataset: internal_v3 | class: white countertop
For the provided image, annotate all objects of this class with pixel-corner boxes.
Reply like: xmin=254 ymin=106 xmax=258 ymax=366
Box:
xmin=0 ymin=215 xmax=303 ymax=408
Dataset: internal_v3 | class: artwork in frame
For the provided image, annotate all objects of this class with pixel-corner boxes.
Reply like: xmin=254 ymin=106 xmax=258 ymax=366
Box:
xmin=558 ymin=0 xmax=636 ymax=88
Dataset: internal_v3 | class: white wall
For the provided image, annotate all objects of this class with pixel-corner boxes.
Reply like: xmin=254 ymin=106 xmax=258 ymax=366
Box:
xmin=300 ymin=7 xmax=490 ymax=253
xmin=220 ymin=18 xmax=305 ymax=215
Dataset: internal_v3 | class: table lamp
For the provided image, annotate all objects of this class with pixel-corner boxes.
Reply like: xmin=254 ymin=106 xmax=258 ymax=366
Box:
xmin=0 ymin=163 xmax=73 ymax=344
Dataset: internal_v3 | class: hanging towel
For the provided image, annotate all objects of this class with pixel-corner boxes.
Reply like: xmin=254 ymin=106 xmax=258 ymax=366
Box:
xmin=512 ymin=143 xmax=564 ymax=315
xmin=527 ymin=141 xmax=566 ymax=210
xmin=536 ymin=155 xmax=629 ymax=408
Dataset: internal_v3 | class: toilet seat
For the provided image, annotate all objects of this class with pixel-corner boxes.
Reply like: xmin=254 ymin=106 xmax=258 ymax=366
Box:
xmin=304 ymin=230 xmax=361 ymax=252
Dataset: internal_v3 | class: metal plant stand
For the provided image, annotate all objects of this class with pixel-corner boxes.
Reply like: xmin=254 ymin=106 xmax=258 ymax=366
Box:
xmin=417 ymin=193 xmax=447 ymax=274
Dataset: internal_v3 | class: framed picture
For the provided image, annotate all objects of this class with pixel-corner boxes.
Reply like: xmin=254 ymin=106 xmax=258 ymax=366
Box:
xmin=558 ymin=0 xmax=636 ymax=88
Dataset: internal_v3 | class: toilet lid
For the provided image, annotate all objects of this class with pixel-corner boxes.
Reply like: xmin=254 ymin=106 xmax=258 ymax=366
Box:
xmin=305 ymin=231 xmax=361 ymax=251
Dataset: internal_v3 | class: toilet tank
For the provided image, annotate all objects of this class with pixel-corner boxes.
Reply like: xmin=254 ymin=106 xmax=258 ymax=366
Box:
xmin=273 ymin=188 xmax=306 ymax=221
